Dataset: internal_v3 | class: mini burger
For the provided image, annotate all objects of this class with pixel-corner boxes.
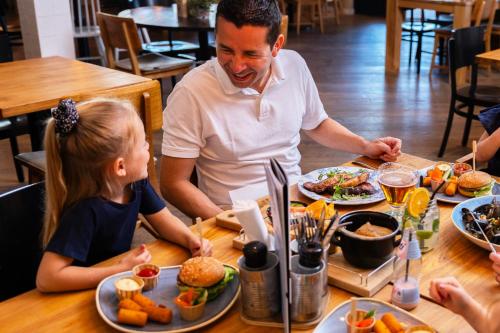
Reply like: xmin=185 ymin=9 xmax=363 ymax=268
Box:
xmin=457 ymin=171 xmax=494 ymax=197
xmin=177 ymin=257 xmax=236 ymax=301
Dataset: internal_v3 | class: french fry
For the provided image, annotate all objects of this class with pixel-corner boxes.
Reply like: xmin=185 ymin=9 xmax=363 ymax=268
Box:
xmin=445 ymin=182 xmax=457 ymax=196
xmin=117 ymin=308 xmax=148 ymax=327
xmin=381 ymin=313 xmax=404 ymax=333
xmin=374 ymin=319 xmax=392 ymax=333
xmin=143 ymin=305 xmax=173 ymax=324
xmin=118 ymin=299 xmax=142 ymax=311
xmin=423 ymin=176 xmax=431 ymax=187
xmin=132 ymin=293 xmax=156 ymax=308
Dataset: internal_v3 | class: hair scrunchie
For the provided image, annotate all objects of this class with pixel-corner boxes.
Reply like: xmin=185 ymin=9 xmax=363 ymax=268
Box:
xmin=51 ymin=99 xmax=79 ymax=136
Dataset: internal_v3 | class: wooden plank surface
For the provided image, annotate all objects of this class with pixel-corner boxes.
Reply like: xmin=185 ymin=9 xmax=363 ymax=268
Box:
xmin=476 ymin=48 xmax=500 ymax=66
xmin=0 ymin=56 xmax=151 ymax=118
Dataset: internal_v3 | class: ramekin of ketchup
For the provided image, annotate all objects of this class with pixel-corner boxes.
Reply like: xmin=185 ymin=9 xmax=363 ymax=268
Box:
xmin=133 ymin=264 xmax=160 ymax=291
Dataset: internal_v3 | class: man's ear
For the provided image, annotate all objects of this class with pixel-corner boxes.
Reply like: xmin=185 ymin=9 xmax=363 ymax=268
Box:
xmin=271 ymin=34 xmax=285 ymax=57
xmin=112 ymin=157 xmax=127 ymax=177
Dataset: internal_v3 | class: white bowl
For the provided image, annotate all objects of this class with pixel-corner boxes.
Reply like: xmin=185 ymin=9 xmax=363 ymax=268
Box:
xmin=451 ymin=195 xmax=500 ymax=252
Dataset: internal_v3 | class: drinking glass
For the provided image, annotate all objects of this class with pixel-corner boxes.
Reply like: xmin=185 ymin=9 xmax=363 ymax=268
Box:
xmin=378 ymin=162 xmax=419 ymax=223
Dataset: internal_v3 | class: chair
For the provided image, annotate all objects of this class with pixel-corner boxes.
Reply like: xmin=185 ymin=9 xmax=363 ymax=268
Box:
xmin=0 ymin=33 xmax=29 ymax=183
xmin=429 ymin=0 xmax=488 ymax=75
xmin=128 ymin=0 xmax=200 ymax=60
xmin=401 ymin=9 xmax=436 ymax=74
xmin=0 ymin=182 xmax=45 ymax=301
xmin=295 ymin=0 xmax=324 ymax=35
xmin=16 ymin=80 xmax=163 ymax=189
xmin=323 ymin=0 xmax=342 ymax=25
xmin=70 ymin=0 xmax=106 ymax=65
xmin=97 ymin=12 xmax=193 ymax=85
xmin=483 ymin=4 xmax=499 ymax=52
xmin=438 ymin=26 xmax=500 ymax=157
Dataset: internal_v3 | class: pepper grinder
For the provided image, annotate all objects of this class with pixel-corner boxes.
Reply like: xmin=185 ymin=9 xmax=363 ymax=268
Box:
xmin=237 ymin=241 xmax=280 ymax=319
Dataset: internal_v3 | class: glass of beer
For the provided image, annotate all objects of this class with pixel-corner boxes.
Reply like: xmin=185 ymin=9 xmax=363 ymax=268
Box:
xmin=378 ymin=162 xmax=419 ymax=223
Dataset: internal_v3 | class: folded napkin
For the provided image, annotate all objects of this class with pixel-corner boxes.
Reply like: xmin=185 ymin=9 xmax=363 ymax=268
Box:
xmin=233 ymin=200 xmax=273 ymax=249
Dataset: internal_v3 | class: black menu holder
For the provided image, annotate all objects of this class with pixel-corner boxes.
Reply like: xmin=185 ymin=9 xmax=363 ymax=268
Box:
xmin=264 ymin=158 xmax=291 ymax=333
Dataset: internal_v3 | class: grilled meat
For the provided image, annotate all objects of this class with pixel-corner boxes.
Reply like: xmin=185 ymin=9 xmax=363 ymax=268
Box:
xmin=303 ymin=172 xmax=370 ymax=194
xmin=344 ymin=182 xmax=376 ymax=195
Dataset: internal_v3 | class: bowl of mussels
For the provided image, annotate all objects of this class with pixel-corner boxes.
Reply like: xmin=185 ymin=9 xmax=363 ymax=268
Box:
xmin=451 ymin=195 xmax=500 ymax=252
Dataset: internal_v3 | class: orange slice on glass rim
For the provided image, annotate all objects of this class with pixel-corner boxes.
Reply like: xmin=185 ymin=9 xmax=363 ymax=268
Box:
xmin=407 ymin=188 xmax=430 ymax=218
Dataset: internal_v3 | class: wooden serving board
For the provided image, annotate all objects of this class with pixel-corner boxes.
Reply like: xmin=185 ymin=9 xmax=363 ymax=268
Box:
xmin=215 ymin=210 xmax=242 ymax=231
xmin=326 ymin=249 xmax=395 ymax=297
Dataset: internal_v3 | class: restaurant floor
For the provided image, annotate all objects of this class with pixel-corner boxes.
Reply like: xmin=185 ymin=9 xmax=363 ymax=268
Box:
xmin=1 ymin=14 xmax=498 ymax=238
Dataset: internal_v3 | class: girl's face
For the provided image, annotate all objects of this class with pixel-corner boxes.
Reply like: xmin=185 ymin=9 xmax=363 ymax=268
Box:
xmin=125 ymin=126 xmax=150 ymax=182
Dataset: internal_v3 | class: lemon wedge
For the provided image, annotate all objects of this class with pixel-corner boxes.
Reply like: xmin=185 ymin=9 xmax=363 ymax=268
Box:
xmin=407 ymin=188 xmax=430 ymax=218
xmin=305 ymin=200 xmax=335 ymax=220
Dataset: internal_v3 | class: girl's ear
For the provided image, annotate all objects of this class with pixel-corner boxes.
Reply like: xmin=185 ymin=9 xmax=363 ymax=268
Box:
xmin=112 ymin=157 xmax=127 ymax=177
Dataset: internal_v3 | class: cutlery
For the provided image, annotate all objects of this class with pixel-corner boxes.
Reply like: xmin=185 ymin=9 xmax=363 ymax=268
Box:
xmin=463 ymin=208 xmax=497 ymax=253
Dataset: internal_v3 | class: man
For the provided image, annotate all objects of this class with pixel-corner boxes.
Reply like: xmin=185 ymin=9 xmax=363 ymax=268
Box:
xmin=161 ymin=0 xmax=401 ymax=219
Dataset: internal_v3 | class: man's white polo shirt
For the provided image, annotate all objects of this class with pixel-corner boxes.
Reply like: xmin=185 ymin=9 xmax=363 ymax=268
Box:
xmin=162 ymin=49 xmax=328 ymax=206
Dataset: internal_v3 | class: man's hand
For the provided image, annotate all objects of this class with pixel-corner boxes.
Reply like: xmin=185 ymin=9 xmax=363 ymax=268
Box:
xmin=363 ymin=137 xmax=402 ymax=161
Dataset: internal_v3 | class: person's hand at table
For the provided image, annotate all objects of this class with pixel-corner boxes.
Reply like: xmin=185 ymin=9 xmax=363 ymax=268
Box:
xmin=189 ymin=237 xmax=213 ymax=257
xmin=119 ymin=244 xmax=152 ymax=269
xmin=490 ymin=252 xmax=500 ymax=283
xmin=363 ymin=137 xmax=402 ymax=162
xmin=429 ymin=277 xmax=487 ymax=333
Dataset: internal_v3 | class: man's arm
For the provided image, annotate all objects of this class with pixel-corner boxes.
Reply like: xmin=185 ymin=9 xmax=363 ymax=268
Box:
xmin=304 ymin=118 xmax=401 ymax=161
xmin=160 ymin=156 xmax=223 ymax=219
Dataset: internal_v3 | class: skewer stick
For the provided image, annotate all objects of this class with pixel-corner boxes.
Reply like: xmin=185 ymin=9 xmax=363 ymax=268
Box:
xmin=195 ymin=217 xmax=204 ymax=256
xmin=350 ymin=297 xmax=357 ymax=333
xmin=472 ymin=140 xmax=477 ymax=172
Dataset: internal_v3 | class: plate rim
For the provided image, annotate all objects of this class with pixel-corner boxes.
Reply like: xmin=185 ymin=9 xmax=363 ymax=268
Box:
xmin=451 ymin=195 xmax=500 ymax=252
xmin=298 ymin=166 xmax=385 ymax=205
xmin=95 ymin=264 xmax=241 ymax=333
xmin=313 ymin=298 xmax=434 ymax=332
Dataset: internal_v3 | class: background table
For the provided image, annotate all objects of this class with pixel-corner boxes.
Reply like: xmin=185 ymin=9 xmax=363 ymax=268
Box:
xmin=118 ymin=6 xmax=216 ymax=61
xmin=0 ymin=56 xmax=157 ymax=150
xmin=0 ymin=153 xmax=488 ymax=332
xmin=476 ymin=48 xmax=500 ymax=66
xmin=385 ymin=0 xmax=473 ymax=83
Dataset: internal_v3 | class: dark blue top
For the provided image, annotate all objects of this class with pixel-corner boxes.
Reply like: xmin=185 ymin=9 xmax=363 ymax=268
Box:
xmin=45 ymin=179 xmax=165 ymax=266
xmin=478 ymin=105 xmax=500 ymax=176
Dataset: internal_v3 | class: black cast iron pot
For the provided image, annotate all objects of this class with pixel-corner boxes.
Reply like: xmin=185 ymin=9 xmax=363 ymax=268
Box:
xmin=332 ymin=211 xmax=401 ymax=268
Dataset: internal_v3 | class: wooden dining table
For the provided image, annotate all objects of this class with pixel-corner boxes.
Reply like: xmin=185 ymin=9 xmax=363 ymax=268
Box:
xmin=118 ymin=5 xmax=216 ymax=61
xmin=2 ymin=152 xmax=495 ymax=332
xmin=385 ymin=0 xmax=474 ymax=83
xmin=475 ymin=48 xmax=500 ymax=66
xmin=0 ymin=56 xmax=156 ymax=150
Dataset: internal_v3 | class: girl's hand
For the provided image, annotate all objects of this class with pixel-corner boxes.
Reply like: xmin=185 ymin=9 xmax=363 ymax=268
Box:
xmin=489 ymin=252 xmax=500 ymax=284
xmin=429 ymin=277 xmax=473 ymax=316
xmin=189 ymin=237 xmax=213 ymax=257
xmin=119 ymin=244 xmax=151 ymax=269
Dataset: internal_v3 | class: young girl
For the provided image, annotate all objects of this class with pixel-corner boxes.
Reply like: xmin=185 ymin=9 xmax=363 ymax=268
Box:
xmin=36 ymin=98 xmax=212 ymax=292
xmin=429 ymin=252 xmax=500 ymax=333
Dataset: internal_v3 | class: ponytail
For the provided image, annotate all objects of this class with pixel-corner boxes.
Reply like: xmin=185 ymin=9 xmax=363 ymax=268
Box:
xmin=42 ymin=119 xmax=68 ymax=247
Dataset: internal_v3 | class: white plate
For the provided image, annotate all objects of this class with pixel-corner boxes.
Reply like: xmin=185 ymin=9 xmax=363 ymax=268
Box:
xmin=298 ymin=166 xmax=385 ymax=205
xmin=419 ymin=166 xmax=500 ymax=204
xmin=313 ymin=298 xmax=433 ymax=333
xmin=95 ymin=265 xmax=240 ymax=333
xmin=451 ymin=195 xmax=500 ymax=252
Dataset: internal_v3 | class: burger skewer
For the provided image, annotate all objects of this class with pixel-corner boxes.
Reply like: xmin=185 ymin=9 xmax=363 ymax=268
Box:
xmin=195 ymin=217 xmax=204 ymax=256
xmin=472 ymin=140 xmax=477 ymax=172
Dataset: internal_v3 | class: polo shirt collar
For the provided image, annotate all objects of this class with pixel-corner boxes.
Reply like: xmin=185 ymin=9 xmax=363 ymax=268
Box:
xmin=213 ymin=54 xmax=286 ymax=95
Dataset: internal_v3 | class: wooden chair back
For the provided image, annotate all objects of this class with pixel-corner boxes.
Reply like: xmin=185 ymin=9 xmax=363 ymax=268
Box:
xmin=471 ymin=0 xmax=486 ymax=26
xmin=97 ymin=12 xmax=143 ymax=75
xmin=0 ymin=182 xmax=44 ymax=301
xmin=75 ymin=80 xmax=162 ymax=189
xmin=281 ymin=15 xmax=289 ymax=46
xmin=70 ymin=0 xmax=101 ymax=35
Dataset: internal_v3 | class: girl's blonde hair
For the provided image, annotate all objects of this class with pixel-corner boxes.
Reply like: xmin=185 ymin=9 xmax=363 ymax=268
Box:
xmin=42 ymin=98 xmax=143 ymax=247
